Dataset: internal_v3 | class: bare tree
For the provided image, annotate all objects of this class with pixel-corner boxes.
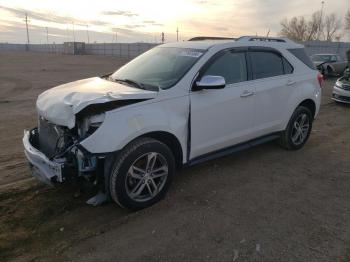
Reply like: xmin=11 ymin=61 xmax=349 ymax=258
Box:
xmin=280 ymin=11 xmax=322 ymax=41
xmin=324 ymin=13 xmax=342 ymax=41
xmin=280 ymin=16 xmax=308 ymax=41
xmin=345 ymin=10 xmax=350 ymax=31
xmin=280 ymin=11 xmax=343 ymax=42
xmin=307 ymin=11 xmax=322 ymax=41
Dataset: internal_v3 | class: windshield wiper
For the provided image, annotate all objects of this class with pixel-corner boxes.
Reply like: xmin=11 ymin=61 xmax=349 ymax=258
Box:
xmin=114 ymin=78 xmax=159 ymax=91
xmin=114 ymin=78 xmax=145 ymax=89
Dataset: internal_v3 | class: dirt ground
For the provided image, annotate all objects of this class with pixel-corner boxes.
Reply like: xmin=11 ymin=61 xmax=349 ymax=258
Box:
xmin=0 ymin=51 xmax=350 ymax=262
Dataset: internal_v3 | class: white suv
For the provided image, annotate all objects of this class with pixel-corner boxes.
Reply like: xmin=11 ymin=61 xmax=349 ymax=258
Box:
xmin=23 ymin=36 xmax=322 ymax=209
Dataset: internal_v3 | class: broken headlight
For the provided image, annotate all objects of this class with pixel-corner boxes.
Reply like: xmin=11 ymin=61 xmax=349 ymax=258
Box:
xmin=78 ymin=113 xmax=105 ymax=138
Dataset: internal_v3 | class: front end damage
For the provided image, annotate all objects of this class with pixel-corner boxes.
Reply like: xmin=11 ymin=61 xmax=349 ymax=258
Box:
xmin=23 ymin=77 xmax=158 ymax=204
xmin=23 ymin=113 xmax=105 ymax=188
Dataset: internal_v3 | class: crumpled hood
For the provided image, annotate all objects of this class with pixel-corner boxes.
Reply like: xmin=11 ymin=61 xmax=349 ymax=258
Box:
xmin=36 ymin=77 xmax=158 ymax=128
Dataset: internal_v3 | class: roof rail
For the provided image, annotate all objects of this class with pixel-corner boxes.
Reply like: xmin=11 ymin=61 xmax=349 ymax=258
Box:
xmin=236 ymin=36 xmax=294 ymax=43
xmin=189 ymin=36 xmax=235 ymax=41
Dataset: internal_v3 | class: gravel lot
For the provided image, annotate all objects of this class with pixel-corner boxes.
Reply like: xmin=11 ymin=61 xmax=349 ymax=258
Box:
xmin=0 ymin=51 xmax=349 ymax=262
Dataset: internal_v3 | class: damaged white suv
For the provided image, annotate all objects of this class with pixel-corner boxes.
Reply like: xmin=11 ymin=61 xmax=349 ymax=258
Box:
xmin=23 ymin=36 xmax=322 ymax=209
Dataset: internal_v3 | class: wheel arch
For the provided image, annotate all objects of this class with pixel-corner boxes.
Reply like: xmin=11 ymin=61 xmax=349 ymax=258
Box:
xmin=298 ymin=99 xmax=316 ymax=119
xmin=137 ymin=131 xmax=184 ymax=169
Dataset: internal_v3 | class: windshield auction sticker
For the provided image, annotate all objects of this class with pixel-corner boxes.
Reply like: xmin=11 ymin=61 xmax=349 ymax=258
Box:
xmin=179 ymin=51 xmax=203 ymax=58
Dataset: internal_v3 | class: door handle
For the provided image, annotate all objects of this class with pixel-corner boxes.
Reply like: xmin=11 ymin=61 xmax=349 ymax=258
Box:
xmin=287 ymin=80 xmax=296 ymax=86
xmin=240 ymin=90 xmax=254 ymax=97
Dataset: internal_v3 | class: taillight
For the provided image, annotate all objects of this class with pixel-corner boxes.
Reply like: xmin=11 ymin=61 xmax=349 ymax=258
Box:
xmin=317 ymin=73 xmax=324 ymax=87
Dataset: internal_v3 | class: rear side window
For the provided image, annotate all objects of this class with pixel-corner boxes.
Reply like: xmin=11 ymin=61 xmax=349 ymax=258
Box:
xmin=203 ymin=52 xmax=247 ymax=85
xmin=287 ymin=48 xmax=315 ymax=69
xmin=250 ymin=52 xmax=284 ymax=79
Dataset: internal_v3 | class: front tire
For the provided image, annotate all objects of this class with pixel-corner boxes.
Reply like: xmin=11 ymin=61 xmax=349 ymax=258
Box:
xmin=108 ymin=137 xmax=175 ymax=210
xmin=279 ymin=106 xmax=313 ymax=150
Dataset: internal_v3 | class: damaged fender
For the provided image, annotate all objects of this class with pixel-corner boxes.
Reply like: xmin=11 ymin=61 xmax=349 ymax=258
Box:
xmin=80 ymin=95 xmax=189 ymax=162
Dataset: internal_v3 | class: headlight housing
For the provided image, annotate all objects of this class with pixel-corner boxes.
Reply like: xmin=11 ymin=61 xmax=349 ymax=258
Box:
xmin=335 ymin=80 xmax=350 ymax=90
xmin=78 ymin=113 xmax=105 ymax=138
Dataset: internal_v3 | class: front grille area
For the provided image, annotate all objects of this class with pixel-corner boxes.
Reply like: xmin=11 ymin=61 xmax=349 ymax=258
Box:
xmin=38 ymin=116 xmax=66 ymax=158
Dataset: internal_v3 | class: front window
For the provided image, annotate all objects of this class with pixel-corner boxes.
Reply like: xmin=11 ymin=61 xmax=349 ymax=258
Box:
xmin=202 ymin=52 xmax=247 ymax=85
xmin=111 ymin=47 xmax=204 ymax=90
xmin=311 ymin=55 xmax=332 ymax=62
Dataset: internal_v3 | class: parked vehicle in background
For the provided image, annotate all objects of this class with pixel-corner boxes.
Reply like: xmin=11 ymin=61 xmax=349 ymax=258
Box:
xmin=23 ymin=36 xmax=322 ymax=209
xmin=311 ymin=54 xmax=348 ymax=77
xmin=333 ymin=75 xmax=350 ymax=104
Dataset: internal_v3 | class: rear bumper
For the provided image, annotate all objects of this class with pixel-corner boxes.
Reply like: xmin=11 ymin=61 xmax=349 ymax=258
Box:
xmin=23 ymin=129 xmax=65 ymax=185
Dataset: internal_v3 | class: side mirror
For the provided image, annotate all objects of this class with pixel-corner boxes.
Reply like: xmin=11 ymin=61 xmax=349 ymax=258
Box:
xmin=194 ymin=75 xmax=225 ymax=90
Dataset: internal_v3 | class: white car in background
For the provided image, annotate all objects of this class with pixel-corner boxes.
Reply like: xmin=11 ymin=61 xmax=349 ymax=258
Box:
xmin=23 ymin=36 xmax=322 ymax=209
xmin=332 ymin=70 xmax=350 ymax=103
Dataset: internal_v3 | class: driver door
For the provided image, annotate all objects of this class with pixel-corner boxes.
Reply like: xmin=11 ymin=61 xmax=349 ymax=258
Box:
xmin=190 ymin=50 xmax=256 ymax=159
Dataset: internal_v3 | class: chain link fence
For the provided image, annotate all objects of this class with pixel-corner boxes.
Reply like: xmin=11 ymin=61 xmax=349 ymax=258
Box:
xmin=1 ymin=41 xmax=349 ymax=59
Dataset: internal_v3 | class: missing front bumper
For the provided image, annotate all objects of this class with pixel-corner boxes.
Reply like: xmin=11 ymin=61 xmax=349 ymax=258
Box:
xmin=23 ymin=129 xmax=65 ymax=185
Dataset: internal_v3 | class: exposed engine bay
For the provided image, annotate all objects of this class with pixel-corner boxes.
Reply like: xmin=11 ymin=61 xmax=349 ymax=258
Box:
xmin=33 ymin=113 xmax=105 ymax=183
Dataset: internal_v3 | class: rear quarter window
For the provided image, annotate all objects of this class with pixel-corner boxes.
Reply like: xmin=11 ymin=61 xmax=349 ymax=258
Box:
xmin=288 ymin=48 xmax=315 ymax=69
xmin=282 ymin=57 xmax=294 ymax=74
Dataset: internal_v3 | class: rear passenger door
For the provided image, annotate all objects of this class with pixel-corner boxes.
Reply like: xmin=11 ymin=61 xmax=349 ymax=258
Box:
xmin=248 ymin=48 xmax=294 ymax=136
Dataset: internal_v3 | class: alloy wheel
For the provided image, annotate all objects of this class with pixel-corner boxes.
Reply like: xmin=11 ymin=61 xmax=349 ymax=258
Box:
xmin=125 ymin=152 xmax=169 ymax=202
xmin=291 ymin=113 xmax=310 ymax=145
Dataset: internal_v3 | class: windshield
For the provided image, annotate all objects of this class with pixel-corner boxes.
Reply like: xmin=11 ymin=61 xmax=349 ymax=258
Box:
xmin=311 ymin=55 xmax=332 ymax=62
xmin=111 ymin=47 xmax=204 ymax=90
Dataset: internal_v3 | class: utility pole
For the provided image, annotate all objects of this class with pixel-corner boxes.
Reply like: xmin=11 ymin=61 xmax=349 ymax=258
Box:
xmin=24 ymin=13 xmax=30 ymax=50
xmin=161 ymin=32 xmax=165 ymax=43
xmin=317 ymin=1 xmax=325 ymax=40
xmin=66 ymin=25 xmax=69 ymax=42
xmin=72 ymin=22 xmax=76 ymax=42
xmin=176 ymin=27 xmax=179 ymax=42
xmin=86 ymin=25 xmax=90 ymax=43
xmin=45 ymin=27 xmax=49 ymax=45
xmin=111 ymin=31 xmax=117 ymax=43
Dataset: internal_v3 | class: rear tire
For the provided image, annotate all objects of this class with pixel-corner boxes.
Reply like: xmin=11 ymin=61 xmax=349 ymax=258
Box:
xmin=108 ymin=137 xmax=175 ymax=210
xmin=279 ymin=106 xmax=313 ymax=150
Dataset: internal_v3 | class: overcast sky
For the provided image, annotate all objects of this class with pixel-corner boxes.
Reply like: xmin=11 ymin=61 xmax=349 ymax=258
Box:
xmin=0 ymin=0 xmax=349 ymax=44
